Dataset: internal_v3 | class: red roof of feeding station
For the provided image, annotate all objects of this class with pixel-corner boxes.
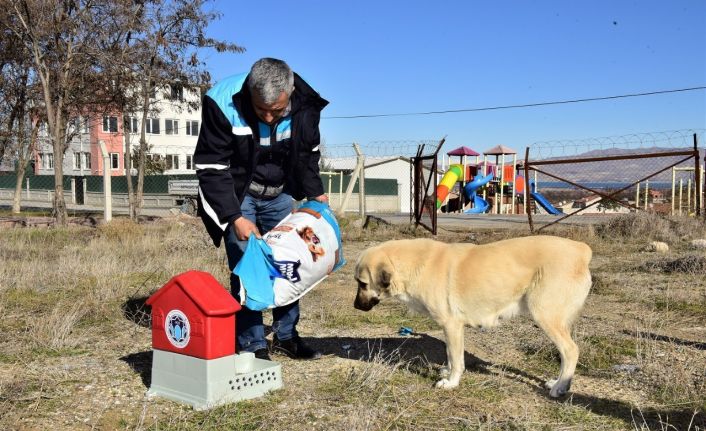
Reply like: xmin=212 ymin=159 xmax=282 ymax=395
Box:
xmin=146 ymin=271 xmax=240 ymax=316
xmin=484 ymin=145 xmax=517 ymax=155
xmin=447 ymin=146 xmax=480 ymax=156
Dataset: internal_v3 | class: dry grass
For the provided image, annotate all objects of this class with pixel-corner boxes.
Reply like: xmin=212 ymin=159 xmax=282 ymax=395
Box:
xmin=0 ymin=212 xmax=704 ymax=430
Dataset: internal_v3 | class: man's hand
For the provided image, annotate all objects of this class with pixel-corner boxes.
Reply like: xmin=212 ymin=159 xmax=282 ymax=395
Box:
xmin=234 ymin=216 xmax=260 ymax=241
xmin=311 ymin=194 xmax=329 ymax=204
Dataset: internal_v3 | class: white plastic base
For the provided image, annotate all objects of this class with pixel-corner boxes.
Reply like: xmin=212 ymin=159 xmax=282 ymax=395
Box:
xmin=147 ymin=349 xmax=282 ymax=410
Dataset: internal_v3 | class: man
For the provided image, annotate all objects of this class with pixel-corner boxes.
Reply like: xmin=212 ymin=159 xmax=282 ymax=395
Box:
xmin=194 ymin=58 xmax=328 ymax=360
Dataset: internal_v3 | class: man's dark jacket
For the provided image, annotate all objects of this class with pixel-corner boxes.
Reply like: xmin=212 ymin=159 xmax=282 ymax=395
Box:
xmin=194 ymin=72 xmax=328 ymax=247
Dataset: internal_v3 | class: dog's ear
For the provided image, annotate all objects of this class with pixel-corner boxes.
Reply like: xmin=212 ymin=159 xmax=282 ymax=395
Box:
xmin=377 ymin=265 xmax=392 ymax=288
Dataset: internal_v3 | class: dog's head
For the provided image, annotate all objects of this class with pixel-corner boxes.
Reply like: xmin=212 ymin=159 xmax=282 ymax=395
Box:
xmin=353 ymin=246 xmax=395 ymax=311
xmin=298 ymin=226 xmax=315 ymax=241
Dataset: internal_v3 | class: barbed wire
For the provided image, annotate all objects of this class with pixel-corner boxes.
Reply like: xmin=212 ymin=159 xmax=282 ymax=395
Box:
xmin=322 ymin=139 xmax=442 ymax=160
xmin=529 ymin=129 xmax=706 ymax=160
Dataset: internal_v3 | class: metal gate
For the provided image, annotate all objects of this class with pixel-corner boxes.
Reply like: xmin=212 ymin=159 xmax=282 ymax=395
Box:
xmin=411 ymin=138 xmax=445 ymax=234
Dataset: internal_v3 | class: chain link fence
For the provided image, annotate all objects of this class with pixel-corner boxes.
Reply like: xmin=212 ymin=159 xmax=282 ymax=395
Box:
xmin=525 ymin=129 xmax=705 ymax=231
xmin=321 ymin=140 xmax=441 ymax=216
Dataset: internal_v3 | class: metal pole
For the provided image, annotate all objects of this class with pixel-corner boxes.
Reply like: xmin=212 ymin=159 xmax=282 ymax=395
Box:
xmin=636 ymin=182 xmax=640 ymax=210
xmin=671 ymin=168 xmax=676 ymax=216
xmin=512 ymin=153 xmax=517 ymax=214
xmin=644 ymin=180 xmax=649 ymax=211
xmin=679 ymin=178 xmax=683 ymax=216
xmin=693 ymin=133 xmax=701 ymax=217
xmin=499 ymin=154 xmax=505 ymax=214
xmin=524 ymin=147 xmax=534 ymax=233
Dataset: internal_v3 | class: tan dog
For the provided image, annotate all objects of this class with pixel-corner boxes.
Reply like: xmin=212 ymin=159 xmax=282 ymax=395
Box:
xmin=354 ymin=235 xmax=592 ymax=397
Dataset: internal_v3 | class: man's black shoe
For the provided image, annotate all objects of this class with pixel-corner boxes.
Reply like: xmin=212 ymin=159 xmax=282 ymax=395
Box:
xmin=272 ymin=336 xmax=322 ymax=360
xmin=253 ymin=348 xmax=271 ymax=361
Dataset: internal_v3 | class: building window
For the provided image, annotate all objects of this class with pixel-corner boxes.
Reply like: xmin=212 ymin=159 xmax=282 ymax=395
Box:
xmin=186 ymin=120 xmax=199 ymax=136
xmin=73 ymin=152 xmax=82 ymax=170
xmin=110 ymin=153 xmax=120 ymax=170
xmin=41 ymin=153 xmax=54 ymax=169
xmin=166 ymin=154 xmax=179 ymax=170
xmin=170 ymin=85 xmax=184 ymax=101
xmin=81 ymin=117 xmax=90 ymax=133
xmin=186 ymin=155 xmax=193 ymax=170
xmin=83 ymin=152 xmax=91 ymax=170
xmin=124 ymin=116 xmax=139 ymax=134
xmin=103 ymin=116 xmax=118 ymax=133
xmin=165 ymin=119 xmax=179 ymax=135
xmin=145 ymin=118 xmax=160 ymax=134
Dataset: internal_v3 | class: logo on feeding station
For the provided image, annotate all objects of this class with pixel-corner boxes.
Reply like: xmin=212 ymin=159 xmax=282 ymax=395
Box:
xmin=165 ymin=309 xmax=190 ymax=348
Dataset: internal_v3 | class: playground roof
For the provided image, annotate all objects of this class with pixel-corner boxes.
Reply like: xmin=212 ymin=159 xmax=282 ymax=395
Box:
xmin=447 ymin=146 xmax=480 ymax=156
xmin=484 ymin=144 xmax=517 ymax=155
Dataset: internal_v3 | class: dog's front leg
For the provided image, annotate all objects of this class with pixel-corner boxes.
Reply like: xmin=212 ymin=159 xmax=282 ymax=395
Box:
xmin=436 ymin=320 xmax=465 ymax=389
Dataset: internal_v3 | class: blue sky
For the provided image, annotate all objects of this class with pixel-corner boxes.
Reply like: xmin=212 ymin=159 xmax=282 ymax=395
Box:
xmin=203 ymin=1 xmax=706 ymax=154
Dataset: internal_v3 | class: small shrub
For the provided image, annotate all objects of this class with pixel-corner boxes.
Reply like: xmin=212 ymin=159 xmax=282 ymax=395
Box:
xmin=595 ymin=212 xmax=672 ymax=241
xmin=641 ymin=254 xmax=706 ymax=274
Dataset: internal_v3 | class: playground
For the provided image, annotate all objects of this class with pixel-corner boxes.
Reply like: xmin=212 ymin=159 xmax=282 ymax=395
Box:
xmin=436 ymin=144 xmax=564 ymax=217
xmin=423 ymin=132 xmax=705 ymax=234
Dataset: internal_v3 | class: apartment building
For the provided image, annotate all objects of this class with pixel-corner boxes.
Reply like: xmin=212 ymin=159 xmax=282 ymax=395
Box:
xmin=32 ymin=84 xmax=202 ymax=176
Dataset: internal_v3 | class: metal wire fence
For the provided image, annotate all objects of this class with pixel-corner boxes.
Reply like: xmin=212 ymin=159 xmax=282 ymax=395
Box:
xmin=524 ymin=130 xmax=705 ymax=231
xmin=321 ymin=139 xmax=443 ymax=215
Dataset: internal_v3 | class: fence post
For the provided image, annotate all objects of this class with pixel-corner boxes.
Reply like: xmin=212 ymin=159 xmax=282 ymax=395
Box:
xmin=70 ymin=178 xmax=76 ymax=204
xmin=671 ymin=169 xmax=676 ymax=215
xmin=338 ymin=171 xmax=343 ymax=207
xmin=524 ymin=147 xmax=534 ymax=233
xmin=359 ymin=159 xmax=366 ymax=217
xmin=339 ymin=143 xmax=364 ymax=215
xmin=25 ymin=177 xmax=30 ymax=199
xmin=99 ymin=140 xmax=112 ymax=223
xmin=693 ymin=133 xmax=701 ymax=217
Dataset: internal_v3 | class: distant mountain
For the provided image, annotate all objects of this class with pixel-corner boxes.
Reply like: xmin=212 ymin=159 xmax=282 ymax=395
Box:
xmin=535 ymin=146 xmax=705 ymax=185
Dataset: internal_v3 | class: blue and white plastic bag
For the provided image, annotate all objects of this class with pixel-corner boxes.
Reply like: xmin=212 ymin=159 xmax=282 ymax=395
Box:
xmin=233 ymin=201 xmax=345 ymax=311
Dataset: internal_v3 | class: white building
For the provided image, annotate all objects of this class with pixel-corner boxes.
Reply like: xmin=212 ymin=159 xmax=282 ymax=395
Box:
xmin=125 ymin=84 xmax=202 ymax=174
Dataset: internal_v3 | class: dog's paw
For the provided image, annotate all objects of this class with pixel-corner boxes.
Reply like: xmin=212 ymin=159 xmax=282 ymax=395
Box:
xmin=549 ymin=387 xmax=568 ymax=398
xmin=435 ymin=378 xmax=459 ymax=389
xmin=546 ymin=378 xmax=571 ymax=398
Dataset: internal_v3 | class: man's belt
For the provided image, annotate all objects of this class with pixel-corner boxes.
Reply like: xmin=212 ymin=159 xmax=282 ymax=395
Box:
xmin=248 ymin=181 xmax=284 ymax=198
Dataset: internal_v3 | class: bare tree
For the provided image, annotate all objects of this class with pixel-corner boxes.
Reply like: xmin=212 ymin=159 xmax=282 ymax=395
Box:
xmin=2 ymin=0 xmax=242 ymax=222
xmin=119 ymin=0 xmax=243 ymax=218
xmin=2 ymin=0 xmax=125 ymax=224
xmin=0 ymin=23 xmax=31 ymax=167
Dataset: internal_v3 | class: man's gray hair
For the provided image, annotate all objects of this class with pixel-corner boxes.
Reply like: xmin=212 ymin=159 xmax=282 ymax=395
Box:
xmin=248 ymin=58 xmax=294 ymax=104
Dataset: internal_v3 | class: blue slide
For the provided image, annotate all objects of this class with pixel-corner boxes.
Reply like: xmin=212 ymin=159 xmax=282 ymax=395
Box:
xmin=463 ymin=173 xmax=493 ymax=214
xmin=529 ymin=181 xmax=563 ymax=215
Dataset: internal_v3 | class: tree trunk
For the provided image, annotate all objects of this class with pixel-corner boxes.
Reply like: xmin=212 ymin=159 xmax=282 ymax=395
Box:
xmin=12 ymin=119 xmax=38 ymax=213
xmin=12 ymin=120 xmax=28 ymax=214
xmin=12 ymin=169 xmax=26 ymax=214
xmin=52 ymin=119 xmax=68 ymax=225
xmin=136 ymin=79 xmax=152 ymax=217
xmin=123 ymin=113 xmax=136 ymax=219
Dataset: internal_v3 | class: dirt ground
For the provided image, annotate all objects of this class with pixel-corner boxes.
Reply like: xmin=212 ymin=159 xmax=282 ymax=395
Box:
xmin=0 ymin=214 xmax=704 ymax=430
